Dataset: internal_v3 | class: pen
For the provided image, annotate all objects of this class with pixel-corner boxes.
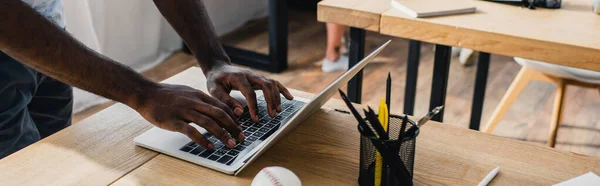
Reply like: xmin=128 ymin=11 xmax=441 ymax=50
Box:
xmin=338 ymin=89 xmax=368 ymax=126
xmin=386 ymin=72 xmax=391 ymax=113
xmin=357 ymin=122 xmax=376 ymax=137
xmin=416 ymin=105 xmax=444 ymax=127
xmin=338 ymin=89 xmax=378 ymax=137
xmin=398 ymin=115 xmax=408 ymax=141
xmin=365 ymin=107 xmax=388 ymax=139
xmin=394 ymin=115 xmax=409 ymax=150
xmin=378 ymin=98 xmax=389 ymax=133
xmin=400 ymin=106 xmax=444 ymax=141
xmin=478 ymin=167 xmax=500 ymax=186
xmin=376 ymin=99 xmax=389 ymax=186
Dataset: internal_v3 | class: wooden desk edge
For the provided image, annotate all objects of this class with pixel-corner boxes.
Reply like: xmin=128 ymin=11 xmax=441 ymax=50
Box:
xmin=317 ymin=2 xmax=381 ymax=32
xmin=378 ymin=12 xmax=600 ymax=72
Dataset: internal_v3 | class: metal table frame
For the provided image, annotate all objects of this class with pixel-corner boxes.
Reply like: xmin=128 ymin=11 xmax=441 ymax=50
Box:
xmin=347 ymin=27 xmax=490 ymax=130
xmin=183 ymin=0 xmax=289 ymax=73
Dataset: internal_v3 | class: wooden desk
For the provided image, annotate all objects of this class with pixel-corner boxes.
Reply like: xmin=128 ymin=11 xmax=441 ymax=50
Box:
xmin=319 ymin=0 xmax=600 ymax=70
xmin=318 ymin=0 xmax=600 ymax=130
xmin=1 ymin=67 xmax=599 ymax=185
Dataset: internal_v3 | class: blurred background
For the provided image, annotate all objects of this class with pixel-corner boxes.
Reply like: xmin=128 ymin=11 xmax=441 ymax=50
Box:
xmin=67 ymin=0 xmax=600 ymax=157
xmin=64 ymin=0 xmax=270 ymax=112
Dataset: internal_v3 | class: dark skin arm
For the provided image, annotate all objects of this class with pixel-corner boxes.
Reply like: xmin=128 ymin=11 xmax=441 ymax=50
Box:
xmin=0 ymin=0 xmax=258 ymax=149
xmin=152 ymin=0 xmax=294 ymax=123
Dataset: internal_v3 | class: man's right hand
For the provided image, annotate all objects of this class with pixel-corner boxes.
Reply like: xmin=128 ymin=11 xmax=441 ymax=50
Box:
xmin=134 ymin=83 xmax=244 ymax=150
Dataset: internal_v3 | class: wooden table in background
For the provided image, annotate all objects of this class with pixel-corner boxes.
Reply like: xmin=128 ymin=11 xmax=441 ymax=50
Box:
xmin=318 ymin=0 xmax=600 ymax=130
xmin=1 ymin=67 xmax=599 ymax=185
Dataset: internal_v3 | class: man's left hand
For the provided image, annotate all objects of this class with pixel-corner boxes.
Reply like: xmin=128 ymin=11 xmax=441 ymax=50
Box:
xmin=206 ymin=65 xmax=293 ymax=122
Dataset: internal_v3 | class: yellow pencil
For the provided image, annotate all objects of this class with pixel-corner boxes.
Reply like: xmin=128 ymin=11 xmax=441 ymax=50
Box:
xmin=375 ymin=99 xmax=389 ymax=186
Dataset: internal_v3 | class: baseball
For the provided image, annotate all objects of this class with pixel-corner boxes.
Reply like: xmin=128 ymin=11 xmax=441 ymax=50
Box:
xmin=251 ymin=166 xmax=302 ymax=186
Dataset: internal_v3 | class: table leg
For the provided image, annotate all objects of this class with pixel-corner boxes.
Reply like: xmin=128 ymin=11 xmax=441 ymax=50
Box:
xmin=347 ymin=27 xmax=366 ymax=103
xmin=469 ymin=52 xmax=491 ymax=130
xmin=267 ymin=0 xmax=288 ymax=71
xmin=187 ymin=0 xmax=288 ymax=73
xmin=404 ymin=40 xmax=421 ymax=115
xmin=429 ymin=44 xmax=451 ymax=122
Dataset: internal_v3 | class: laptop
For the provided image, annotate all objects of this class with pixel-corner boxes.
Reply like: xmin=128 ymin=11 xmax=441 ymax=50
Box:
xmin=134 ymin=40 xmax=390 ymax=175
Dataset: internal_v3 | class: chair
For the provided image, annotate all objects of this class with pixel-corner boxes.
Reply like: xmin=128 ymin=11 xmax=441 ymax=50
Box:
xmin=482 ymin=57 xmax=600 ymax=147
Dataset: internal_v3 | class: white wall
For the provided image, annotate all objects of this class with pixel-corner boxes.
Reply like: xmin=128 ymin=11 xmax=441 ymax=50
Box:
xmin=63 ymin=0 xmax=269 ymax=113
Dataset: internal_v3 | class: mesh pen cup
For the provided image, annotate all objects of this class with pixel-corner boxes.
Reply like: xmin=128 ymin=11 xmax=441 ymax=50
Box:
xmin=358 ymin=115 xmax=418 ymax=186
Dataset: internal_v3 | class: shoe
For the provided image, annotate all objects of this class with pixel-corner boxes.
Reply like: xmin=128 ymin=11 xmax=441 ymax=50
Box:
xmin=451 ymin=47 xmax=461 ymax=57
xmin=459 ymin=48 xmax=478 ymax=66
xmin=341 ymin=37 xmax=349 ymax=55
xmin=322 ymin=55 xmax=349 ymax=72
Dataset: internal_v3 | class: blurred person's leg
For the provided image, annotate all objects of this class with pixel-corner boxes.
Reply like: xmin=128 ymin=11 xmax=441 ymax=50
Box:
xmin=322 ymin=23 xmax=349 ymax=72
xmin=325 ymin=23 xmax=345 ymax=61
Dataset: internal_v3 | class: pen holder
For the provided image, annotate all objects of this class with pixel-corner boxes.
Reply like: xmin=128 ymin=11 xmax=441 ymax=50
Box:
xmin=358 ymin=115 xmax=418 ymax=186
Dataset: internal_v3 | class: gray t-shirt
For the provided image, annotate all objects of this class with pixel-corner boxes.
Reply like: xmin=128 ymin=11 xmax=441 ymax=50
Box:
xmin=22 ymin=0 xmax=65 ymax=27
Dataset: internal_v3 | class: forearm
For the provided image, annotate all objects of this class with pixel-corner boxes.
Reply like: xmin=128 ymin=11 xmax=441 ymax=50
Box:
xmin=153 ymin=0 xmax=230 ymax=74
xmin=0 ymin=0 xmax=157 ymax=109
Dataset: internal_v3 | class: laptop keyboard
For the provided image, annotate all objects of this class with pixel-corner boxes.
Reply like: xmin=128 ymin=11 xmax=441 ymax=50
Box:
xmin=179 ymin=95 xmax=305 ymax=165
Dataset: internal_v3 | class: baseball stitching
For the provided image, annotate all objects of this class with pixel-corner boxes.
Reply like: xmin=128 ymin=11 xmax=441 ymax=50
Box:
xmin=261 ymin=168 xmax=284 ymax=186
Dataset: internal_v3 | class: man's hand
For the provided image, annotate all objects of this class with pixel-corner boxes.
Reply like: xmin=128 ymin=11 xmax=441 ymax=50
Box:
xmin=206 ymin=65 xmax=294 ymax=122
xmin=135 ymin=83 xmax=244 ymax=150
xmin=152 ymin=0 xmax=293 ymax=122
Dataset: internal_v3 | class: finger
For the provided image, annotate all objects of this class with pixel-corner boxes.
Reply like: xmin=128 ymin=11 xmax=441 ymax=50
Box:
xmin=209 ymin=86 xmax=244 ymax=117
xmin=249 ymin=78 xmax=276 ymax=117
xmin=185 ymin=111 xmax=239 ymax=148
xmin=191 ymin=101 xmax=244 ymax=141
xmin=276 ymin=81 xmax=294 ymax=100
xmin=179 ymin=123 xmax=213 ymax=150
xmin=236 ymin=79 xmax=259 ymax=122
xmin=221 ymin=94 xmax=245 ymax=117
xmin=261 ymin=81 xmax=277 ymax=117
xmin=200 ymin=92 xmax=238 ymax=120
xmin=271 ymin=80 xmax=282 ymax=112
